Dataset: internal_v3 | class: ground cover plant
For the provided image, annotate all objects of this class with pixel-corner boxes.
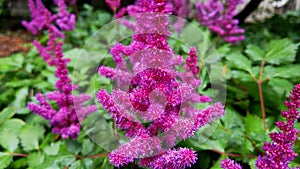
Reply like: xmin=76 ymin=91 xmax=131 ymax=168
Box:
xmin=0 ymin=0 xmax=299 ymax=168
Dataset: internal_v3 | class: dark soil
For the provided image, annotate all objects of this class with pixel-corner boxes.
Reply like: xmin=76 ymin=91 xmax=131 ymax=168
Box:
xmin=0 ymin=30 xmax=33 ymax=58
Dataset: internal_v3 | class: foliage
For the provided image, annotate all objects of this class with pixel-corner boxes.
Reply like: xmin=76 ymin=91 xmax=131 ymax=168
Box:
xmin=0 ymin=1 xmax=300 ymax=169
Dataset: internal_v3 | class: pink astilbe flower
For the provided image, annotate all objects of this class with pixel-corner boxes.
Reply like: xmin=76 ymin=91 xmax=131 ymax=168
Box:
xmin=54 ymin=0 xmax=76 ymax=31
xmin=22 ymin=0 xmax=55 ymax=35
xmin=97 ymin=0 xmax=225 ymax=168
xmin=221 ymin=159 xmax=242 ymax=169
xmin=196 ymin=0 xmax=245 ymax=44
xmin=256 ymin=84 xmax=300 ymax=169
xmin=26 ymin=0 xmax=96 ymax=139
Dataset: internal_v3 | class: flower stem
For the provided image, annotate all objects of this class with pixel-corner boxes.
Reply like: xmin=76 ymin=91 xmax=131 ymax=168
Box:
xmin=258 ymin=59 xmax=267 ymax=131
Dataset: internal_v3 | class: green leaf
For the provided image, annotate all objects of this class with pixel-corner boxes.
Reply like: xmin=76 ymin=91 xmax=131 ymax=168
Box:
xmin=0 ymin=119 xmax=25 ymax=152
xmin=273 ymin=64 xmax=300 ymax=79
xmin=245 ymin=44 xmax=264 ymax=61
xmin=221 ymin=108 xmax=244 ymax=130
xmin=82 ymin=139 xmax=95 ymax=156
xmin=226 ymin=52 xmax=251 ymax=72
xmin=69 ymin=161 xmax=81 ymax=169
xmin=0 ymin=53 xmax=24 ymax=73
xmin=0 ymin=107 xmax=16 ymax=125
xmin=0 ymin=152 xmax=12 ymax=169
xmin=66 ymin=139 xmax=82 ymax=155
xmin=230 ymin=70 xmax=253 ymax=81
xmin=249 ymin=158 xmax=258 ymax=169
xmin=28 ymin=152 xmax=44 ymax=168
xmin=268 ymin=78 xmax=294 ymax=97
xmin=12 ymin=87 xmax=28 ymax=111
xmin=265 ymin=39 xmax=299 ymax=65
xmin=19 ymin=124 xmax=45 ymax=151
xmin=44 ymin=142 xmax=61 ymax=156
xmin=245 ymin=114 xmax=264 ymax=134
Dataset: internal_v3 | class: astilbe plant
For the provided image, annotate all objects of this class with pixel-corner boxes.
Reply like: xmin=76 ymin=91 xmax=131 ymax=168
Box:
xmin=196 ymin=0 xmax=245 ymax=44
xmin=221 ymin=84 xmax=300 ymax=169
xmin=97 ymin=0 xmax=225 ymax=168
xmin=24 ymin=0 xmax=97 ymax=139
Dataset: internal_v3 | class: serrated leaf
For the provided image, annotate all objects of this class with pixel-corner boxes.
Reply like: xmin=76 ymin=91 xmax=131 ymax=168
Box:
xmin=28 ymin=152 xmax=44 ymax=168
xmin=249 ymin=158 xmax=258 ymax=169
xmin=0 ymin=54 xmax=24 ymax=73
xmin=44 ymin=142 xmax=61 ymax=155
xmin=19 ymin=125 xmax=45 ymax=151
xmin=12 ymin=87 xmax=28 ymax=111
xmin=66 ymin=139 xmax=82 ymax=154
xmin=245 ymin=114 xmax=264 ymax=134
xmin=82 ymin=139 xmax=95 ymax=156
xmin=82 ymin=158 xmax=93 ymax=168
xmin=273 ymin=64 xmax=300 ymax=79
xmin=0 ymin=119 xmax=25 ymax=152
xmin=245 ymin=44 xmax=265 ymax=61
xmin=69 ymin=161 xmax=81 ymax=169
xmin=221 ymin=108 xmax=244 ymax=130
xmin=0 ymin=107 xmax=16 ymax=125
xmin=268 ymin=78 xmax=294 ymax=97
xmin=226 ymin=52 xmax=251 ymax=72
xmin=0 ymin=153 xmax=12 ymax=169
xmin=230 ymin=70 xmax=253 ymax=81
xmin=265 ymin=39 xmax=299 ymax=65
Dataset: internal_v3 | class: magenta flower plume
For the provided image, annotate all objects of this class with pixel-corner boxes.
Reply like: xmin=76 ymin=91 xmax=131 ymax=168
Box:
xmin=256 ymin=84 xmax=300 ymax=169
xmin=196 ymin=0 xmax=245 ymax=44
xmin=26 ymin=0 xmax=96 ymax=139
xmin=221 ymin=159 xmax=242 ymax=169
xmin=22 ymin=0 xmax=55 ymax=35
xmin=54 ymin=0 xmax=76 ymax=31
xmin=97 ymin=0 xmax=225 ymax=168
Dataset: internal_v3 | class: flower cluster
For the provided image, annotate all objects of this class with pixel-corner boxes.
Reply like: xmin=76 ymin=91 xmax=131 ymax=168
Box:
xmin=220 ymin=159 xmax=242 ymax=169
xmin=22 ymin=0 xmax=75 ymax=38
xmin=196 ymin=0 xmax=245 ymax=44
xmin=25 ymin=0 xmax=97 ymax=139
xmin=256 ymin=84 xmax=300 ymax=169
xmin=97 ymin=0 xmax=225 ymax=168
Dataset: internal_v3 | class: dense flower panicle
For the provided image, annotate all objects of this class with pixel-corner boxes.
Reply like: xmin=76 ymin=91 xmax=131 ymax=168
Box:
xmin=22 ymin=0 xmax=55 ymax=35
xmin=55 ymin=0 xmax=76 ymax=31
xmin=256 ymin=84 xmax=300 ymax=169
xmin=139 ymin=148 xmax=197 ymax=169
xmin=25 ymin=0 xmax=96 ymax=139
xmin=220 ymin=159 xmax=242 ymax=169
xmin=97 ymin=0 xmax=225 ymax=168
xmin=196 ymin=0 xmax=245 ymax=44
xmin=185 ymin=47 xmax=199 ymax=76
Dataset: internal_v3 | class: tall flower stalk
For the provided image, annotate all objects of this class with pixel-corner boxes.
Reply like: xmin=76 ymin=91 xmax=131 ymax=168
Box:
xmin=97 ymin=0 xmax=225 ymax=168
xmin=24 ymin=0 xmax=97 ymax=139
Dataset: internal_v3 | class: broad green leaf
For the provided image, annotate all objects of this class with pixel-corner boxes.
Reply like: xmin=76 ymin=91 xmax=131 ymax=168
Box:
xmin=226 ymin=52 xmax=251 ymax=72
xmin=268 ymin=78 xmax=294 ymax=97
xmin=265 ymin=39 xmax=299 ymax=65
xmin=273 ymin=64 xmax=300 ymax=79
xmin=82 ymin=139 xmax=95 ymax=156
xmin=19 ymin=125 xmax=45 ymax=151
xmin=82 ymin=158 xmax=93 ymax=168
xmin=0 ymin=119 xmax=25 ymax=152
xmin=44 ymin=142 xmax=61 ymax=156
xmin=0 ymin=53 xmax=24 ymax=73
xmin=245 ymin=114 xmax=264 ymax=134
xmin=69 ymin=161 xmax=81 ymax=169
xmin=0 ymin=152 xmax=12 ymax=169
xmin=0 ymin=107 xmax=16 ymax=125
xmin=187 ymin=138 xmax=225 ymax=152
xmin=66 ymin=139 xmax=82 ymax=154
xmin=245 ymin=44 xmax=264 ymax=61
xmin=230 ymin=70 xmax=253 ymax=81
xmin=221 ymin=108 xmax=244 ymax=130
xmin=12 ymin=87 xmax=28 ymax=111
xmin=28 ymin=152 xmax=44 ymax=168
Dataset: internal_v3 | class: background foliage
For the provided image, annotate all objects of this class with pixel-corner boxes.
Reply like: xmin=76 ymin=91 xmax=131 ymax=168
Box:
xmin=0 ymin=2 xmax=299 ymax=169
